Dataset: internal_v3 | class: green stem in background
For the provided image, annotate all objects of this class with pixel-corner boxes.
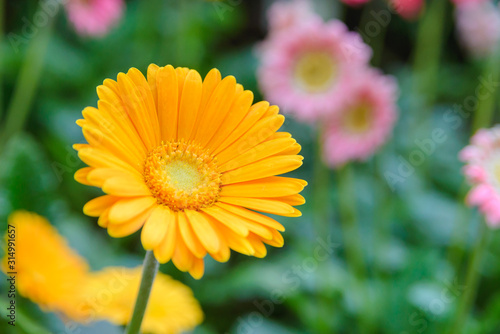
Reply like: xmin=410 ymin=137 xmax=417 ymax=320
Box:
xmin=337 ymin=164 xmax=373 ymax=333
xmin=0 ymin=0 xmax=5 ymax=120
xmin=358 ymin=0 xmax=388 ymax=67
xmin=125 ymin=251 xmax=159 ymax=334
xmin=312 ymin=137 xmax=330 ymax=237
xmin=338 ymin=164 xmax=367 ymax=280
xmin=472 ymin=49 xmax=500 ymax=133
xmin=448 ymin=221 xmax=489 ymax=334
xmin=0 ymin=3 xmax=57 ymax=151
xmin=412 ymin=0 xmax=448 ymax=107
xmin=409 ymin=0 xmax=448 ymax=187
xmin=311 ymin=138 xmax=331 ymax=333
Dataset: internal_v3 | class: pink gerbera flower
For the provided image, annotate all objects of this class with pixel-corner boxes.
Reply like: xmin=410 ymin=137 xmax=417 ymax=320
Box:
xmin=321 ymin=68 xmax=398 ymax=167
xmin=460 ymin=127 xmax=500 ymax=227
xmin=257 ymin=19 xmax=372 ymax=123
xmin=455 ymin=1 xmax=500 ymax=58
xmin=64 ymin=0 xmax=124 ymax=37
xmin=267 ymin=0 xmax=319 ymax=35
xmin=391 ymin=0 xmax=425 ymax=20
xmin=450 ymin=0 xmax=487 ymax=5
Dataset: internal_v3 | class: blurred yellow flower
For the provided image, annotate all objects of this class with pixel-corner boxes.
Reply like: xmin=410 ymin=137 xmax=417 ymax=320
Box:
xmin=1 ymin=211 xmax=88 ymax=320
xmin=2 ymin=211 xmax=203 ymax=333
xmin=75 ymin=64 xmax=306 ymax=278
xmin=78 ymin=267 xmax=203 ymax=334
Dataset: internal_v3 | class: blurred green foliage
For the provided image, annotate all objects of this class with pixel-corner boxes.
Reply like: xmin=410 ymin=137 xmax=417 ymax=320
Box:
xmin=1 ymin=0 xmax=500 ymax=334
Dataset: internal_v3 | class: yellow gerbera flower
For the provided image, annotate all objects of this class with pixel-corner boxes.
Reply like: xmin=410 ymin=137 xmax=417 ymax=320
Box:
xmin=1 ymin=211 xmax=88 ymax=320
xmin=75 ymin=64 xmax=306 ymax=278
xmin=79 ymin=267 xmax=203 ymax=334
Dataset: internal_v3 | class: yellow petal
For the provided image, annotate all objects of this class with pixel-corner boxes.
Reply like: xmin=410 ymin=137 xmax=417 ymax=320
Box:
xmin=205 ymin=90 xmax=254 ymax=150
xmin=178 ymin=212 xmax=207 ymax=258
xmin=172 ymin=235 xmax=194 ymax=272
xmin=216 ymin=114 xmax=285 ymax=160
xmin=146 ymin=63 xmax=160 ymax=109
xmin=108 ymin=197 xmax=157 ymax=224
xmin=218 ymin=228 xmax=255 ymax=256
xmin=117 ymin=72 xmax=158 ymax=150
xmin=215 ymin=202 xmax=285 ymax=232
xmin=153 ymin=213 xmax=178 ymax=263
xmin=201 ymin=206 xmax=249 ymax=236
xmin=219 ymin=197 xmax=296 ymax=216
xmin=272 ymin=194 xmax=306 ymax=206
xmin=102 ymin=176 xmax=151 ymax=197
xmin=108 ymin=207 xmax=154 ymax=238
xmin=199 ymin=68 xmax=221 ymax=112
xmin=211 ymin=101 xmax=269 ymax=155
xmin=247 ymin=234 xmax=268 ymax=258
xmin=83 ymin=195 xmax=120 ymax=217
xmin=178 ymin=70 xmax=203 ymax=140
xmin=75 ymin=167 xmax=93 ymax=186
xmin=220 ymin=176 xmax=306 ymax=198
xmin=189 ymin=258 xmax=205 ymax=280
xmin=192 ymin=76 xmax=237 ymax=146
xmin=221 ymin=155 xmax=303 ymax=185
xmin=141 ymin=205 xmax=172 ymax=250
xmin=184 ymin=210 xmax=220 ymax=254
xmin=87 ymin=168 xmax=142 ymax=188
xmin=156 ymin=65 xmax=178 ymax=141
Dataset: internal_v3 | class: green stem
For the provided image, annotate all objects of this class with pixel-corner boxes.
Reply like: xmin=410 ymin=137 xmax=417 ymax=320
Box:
xmin=358 ymin=0 xmax=388 ymax=67
xmin=0 ymin=0 xmax=4 ymax=120
xmin=313 ymin=137 xmax=330 ymax=237
xmin=448 ymin=221 xmax=489 ymax=334
xmin=412 ymin=0 xmax=448 ymax=106
xmin=338 ymin=164 xmax=367 ymax=280
xmin=125 ymin=251 xmax=159 ymax=334
xmin=0 ymin=3 xmax=57 ymax=151
xmin=472 ymin=49 xmax=500 ymax=132
xmin=337 ymin=164 xmax=372 ymax=332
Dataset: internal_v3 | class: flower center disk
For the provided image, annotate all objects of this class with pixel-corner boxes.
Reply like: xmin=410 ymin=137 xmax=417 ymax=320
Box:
xmin=343 ymin=103 xmax=373 ymax=134
xmin=144 ymin=141 xmax=221 ymax=211
xmin=294 ymin=51 xmax=337 ymax=93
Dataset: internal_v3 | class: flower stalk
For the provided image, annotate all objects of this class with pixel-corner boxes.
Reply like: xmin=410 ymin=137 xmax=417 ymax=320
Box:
xmin=125 ymin=251 xmax=159 ymax=334
xmin=448 ymin=221 xmax=489 ymax=334
xmin=0 ymin=2 xmax=57 ymax=151
xmin=337 ymin=164 xmax=373 ymax=333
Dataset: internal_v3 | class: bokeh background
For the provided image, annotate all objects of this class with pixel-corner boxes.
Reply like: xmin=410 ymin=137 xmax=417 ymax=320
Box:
xmin=1 ymin=0 xmax=500 ymax=333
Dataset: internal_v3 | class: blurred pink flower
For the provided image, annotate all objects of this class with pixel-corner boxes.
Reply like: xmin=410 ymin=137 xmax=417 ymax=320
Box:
xmin=455 ymin=1 xmax=500 ymax=58
xmin=460 ymin=127 xmax=500 ymax=228
xmin=64 ymin=0 xmax=124 ymax=37
xmin=450 ymin=0 xmax=488 ymax=5
xmin=267 ymin=0 xmax=319 ymax=35
xmin=321 ymin=68 xmax=398 ymax=168
xmin=340 ymin=0 xmax=371 ymax=6
xmin=391 ymin=0 xmax=424 ymax=20
xmin=257 ymin=19 xmax=372 ymax=123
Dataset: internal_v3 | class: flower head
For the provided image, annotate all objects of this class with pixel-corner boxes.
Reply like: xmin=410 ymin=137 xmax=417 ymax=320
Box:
xmin=64 ymin=0 xmax=124 ymax=37
xmin=391 ymin=0 xmax=425 ymax=20
xmin=455 ymin=1 xmax=500 ymax=58
xmin=1 ymin=211 xmax=88 ymax=319
xmin=79 ymin=267 xmax=203 ymax=333
xmin=258 ymin=19 xmax=372 ymax=122
xmin=75 ymin=65 xmax=306 ymax=278
xmin=460 ymin=127 xmax=500 ymax=227
xmin=321 ymin=68 xmax=398 ymax=167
